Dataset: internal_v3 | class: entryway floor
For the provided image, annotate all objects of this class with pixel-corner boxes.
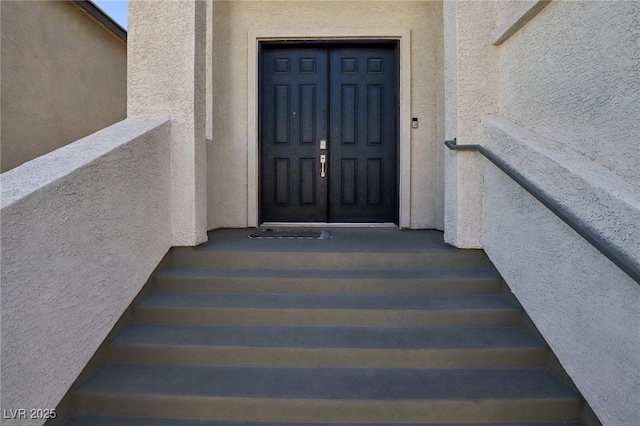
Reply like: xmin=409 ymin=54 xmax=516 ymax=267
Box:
xmin=198 ymin=228 xmax=466 ymax=254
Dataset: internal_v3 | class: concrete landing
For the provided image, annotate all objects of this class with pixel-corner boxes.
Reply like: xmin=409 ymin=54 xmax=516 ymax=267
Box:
xmin=195 ymin=228 xmax=464 ymax=253
xmin=170 ymin=229 xmax=491 ymax=270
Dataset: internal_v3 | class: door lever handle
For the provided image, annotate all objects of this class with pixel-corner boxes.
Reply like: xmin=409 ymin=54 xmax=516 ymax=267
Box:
xmin=320 ymin=154 xmax=326 ymax=178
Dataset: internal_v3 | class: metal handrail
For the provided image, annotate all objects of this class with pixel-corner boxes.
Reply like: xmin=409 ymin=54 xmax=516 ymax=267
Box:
xmin=445 ymin=138 xmax=640 ymax=285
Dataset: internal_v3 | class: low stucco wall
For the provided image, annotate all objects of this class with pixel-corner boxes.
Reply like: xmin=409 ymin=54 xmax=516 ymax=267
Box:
xmin=482 ymin=118 xmax=640 ymax=425
xmin=479 ymin=3 xmax=640 ymax=421
xmin=208 ymin=1 xmax=444 ymax=229
xmin=0 ymin=0 xmax=127 ymax=173
xmin=440 ymin=1 xmax=640 ymax=421
xmin=0 ymin=118 xmax=172 ymax=424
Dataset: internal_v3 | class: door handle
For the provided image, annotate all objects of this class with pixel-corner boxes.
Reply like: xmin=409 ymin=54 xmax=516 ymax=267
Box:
xmin=320 ymin=154 xmax=326 ymax=178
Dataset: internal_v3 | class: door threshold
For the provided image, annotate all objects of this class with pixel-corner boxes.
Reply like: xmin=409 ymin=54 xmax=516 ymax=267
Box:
xmin=260 ymin=222 xmax=398 ymax=228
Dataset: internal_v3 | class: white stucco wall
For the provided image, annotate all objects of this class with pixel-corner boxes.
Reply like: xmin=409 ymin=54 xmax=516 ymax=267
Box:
xmin=492 ymin=0 xmax=549 ymax=45
xmin=0 ymin=118 xmax=172 ymax=425
xmin=483 ymin=147 xmax=640 ymax=425
xmin=443 ymin=0 xmax=498 ymax=248
xmin=208 ymin=1 xmax=444 ymax=229
xmin=0 ymin=0 xmax=127 ymax=173
xmin=443 ymin=0 xmax=459 ymax=241
xmin=479 ymin=1 xmax=640 ymax=423
xmin=128 ymin=0 xmax=208 ymax=247
xmin=499 ymin=0 xmax=640 ymax=183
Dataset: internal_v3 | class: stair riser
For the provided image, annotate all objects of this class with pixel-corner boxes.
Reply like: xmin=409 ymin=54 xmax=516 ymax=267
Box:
xmin=154 ymin=277 xmax=503 ymax=295
xmin=67 ymin=418 xmax=584 ymax=426
xmin=74 ymin=394 xmax=582 ymax=423
xmin=134 ymin=307 xmax=522 ymax=327
xmin=170 ymin=251 xmax=492 ymax=270
xmin=108 ymin=345 xmax=548 ymax=368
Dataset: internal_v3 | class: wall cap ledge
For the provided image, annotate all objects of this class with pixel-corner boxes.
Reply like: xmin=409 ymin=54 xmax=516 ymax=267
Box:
xmin=492 ymin=0 xmax=551 ymax=45
xmin=1 ymin=118 xmax=169 ymax=209
xmin=483 ymin=116 xmax=640 ymax=278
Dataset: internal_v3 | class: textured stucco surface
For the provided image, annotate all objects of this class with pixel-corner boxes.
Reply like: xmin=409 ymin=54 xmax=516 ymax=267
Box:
xmin=128 ymin=0 xmax=208 ymax=246
xmin=0 ymin=0 xmax=126 ymax=173
xmin=443 ymin=1 xmax=459 ymax=245
xmin=493 ymin=0 xmax=549 ymax=45
xmin=443 ymin=1 xmax=458 ymax=143
xmin=443 ymin=0 xmax=497 ymax=248
xmin=482 ymin=128 xmax=640 ymax=424
xmin=499 ymin=0 xmax=640 ymax=183
xmin=206 ymin=0 xmax=214 ymax=142
xmin=209 ymin=1 xmax=444 ymax=229
xmin=0 ymin=118 xmax=172 ymax=424
xmin=482 ymin=2 xmax=640 ymax=423
xmin=485 ymin=117 xmax=640 ymax=282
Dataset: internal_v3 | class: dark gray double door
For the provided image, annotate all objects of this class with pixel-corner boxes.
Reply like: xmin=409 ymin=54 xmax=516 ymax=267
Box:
xmin=261 ymin=44 xmax=397 ymax=223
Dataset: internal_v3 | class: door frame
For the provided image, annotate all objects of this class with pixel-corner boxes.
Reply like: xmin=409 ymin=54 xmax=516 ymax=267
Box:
xmin=248 ymin=28 xmax=412 ymax=227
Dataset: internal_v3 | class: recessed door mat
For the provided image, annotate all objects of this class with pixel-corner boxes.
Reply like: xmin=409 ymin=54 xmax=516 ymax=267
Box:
xmin=249 ymin=228 xmax=331 ymax=239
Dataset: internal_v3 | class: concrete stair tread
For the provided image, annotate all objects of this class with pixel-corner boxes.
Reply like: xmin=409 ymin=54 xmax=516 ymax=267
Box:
xmin=66 ymin=417 xmax=582 ymax=426
xmin=157 ymin=267 xmax=502 ymax=280
xmin=76 ymin=365 xmax=579 ymax=400
xmin=113 ymin=324 xmax=546 ymax=349
xmin=137 ymin=293 xmax=518 ymax=310
xmin=65 ymin=230 xmax=586 ymax=423
xmin=155 ymin=267 xmax=503 ymax=296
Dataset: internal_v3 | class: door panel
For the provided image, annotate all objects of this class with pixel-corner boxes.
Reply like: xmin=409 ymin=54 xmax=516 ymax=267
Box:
xmin=261 ymin=47 xmax=328 ymax=222
xmin=329 ymin=47 xmax=397 ymax=222
xmin=260 ymin=44 xmax=397 ymax=223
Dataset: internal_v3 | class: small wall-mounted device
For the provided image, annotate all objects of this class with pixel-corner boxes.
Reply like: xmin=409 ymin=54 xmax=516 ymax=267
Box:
xmin=412 ymin=118 xmax=419 ymax=129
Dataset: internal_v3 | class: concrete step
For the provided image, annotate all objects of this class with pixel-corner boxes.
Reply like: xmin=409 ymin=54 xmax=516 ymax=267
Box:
xmin=67 ymin=417 xmax=583 ymax=426
xmin=169 ymin=248 xmax=493 ymax=270
xmin=109 ymin=324 xmax=548 ymax=368
xmin=72 ymin=365 xmax=582 ymax=423
xmin=155 ymin=267 xmax=503 ymax=295
xmin=134 ymin=293 xmax=522 ymax=327
xmin=64 ymin=229 xmax=586 ymax=424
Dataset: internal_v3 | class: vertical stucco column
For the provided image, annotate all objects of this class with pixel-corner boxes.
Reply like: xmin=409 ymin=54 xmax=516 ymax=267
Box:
xmin=206 ymin=0 xmax=213 ymax=143
xmin=443 ymin=0 xmax=498 ymax=248
xmin=128 ymin=0 xmax=207 ymax=246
